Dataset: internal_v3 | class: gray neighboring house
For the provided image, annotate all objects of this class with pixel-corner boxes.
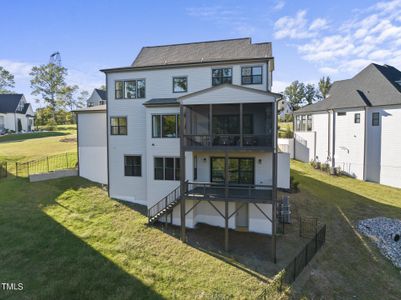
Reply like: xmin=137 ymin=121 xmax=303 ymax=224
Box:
xmin=87 ymin=89 xmax=107 ymax=107
xmin=0 ymin=94 xmax=34 ymax=133
xmin=294 ymin=63 xmax=401 ymax=189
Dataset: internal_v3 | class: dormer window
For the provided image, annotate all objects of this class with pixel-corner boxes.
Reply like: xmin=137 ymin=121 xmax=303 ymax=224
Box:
xmin=212 ymin=68 xmax=232 ymax=86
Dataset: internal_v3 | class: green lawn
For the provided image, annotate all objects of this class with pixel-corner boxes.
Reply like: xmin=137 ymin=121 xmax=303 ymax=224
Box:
xmin=0 ymin=177 xmax=267 ymax=299
xmin=278 ymin=122 xmax=293 ymax=138
xmin=289 ymin=161 xmax=401 ymax=299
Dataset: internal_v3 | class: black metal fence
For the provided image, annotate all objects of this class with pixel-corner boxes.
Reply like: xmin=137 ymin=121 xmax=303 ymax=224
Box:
xmin=15 ymin=152 xmax=78 ymax=178
xmin=258 ymin=224 xmax=326 ymax=299
xmin=299 ymin=216 xmax=319 ymax=238
xmin=0 ymin=162 xmax=7 ymax=179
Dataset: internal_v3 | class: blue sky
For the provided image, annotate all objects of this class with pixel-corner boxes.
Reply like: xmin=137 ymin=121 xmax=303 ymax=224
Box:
xmin=1 ymin=0 xmax=401 ymax=108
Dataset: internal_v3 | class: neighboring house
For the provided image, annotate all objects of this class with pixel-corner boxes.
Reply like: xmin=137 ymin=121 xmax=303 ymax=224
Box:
xmin=0 ymin=94 xmax=34 ymax=133
xmin=75 ymin=38 xmax=290 ymax=254
xmin=277 ymin=99 xmax=293 ymax=120
xmin=87 ymin=88 xmax=107 ymax=107
xmin=294 ymin=63 xmax=401 ymax=189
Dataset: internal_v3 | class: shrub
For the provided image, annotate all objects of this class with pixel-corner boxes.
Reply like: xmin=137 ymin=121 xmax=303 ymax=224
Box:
xmin=321 ymin=163 xmax=329 ymax=172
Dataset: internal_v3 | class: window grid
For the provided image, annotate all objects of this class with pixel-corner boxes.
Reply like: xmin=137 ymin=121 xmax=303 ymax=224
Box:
xmin=124 ymin=156 xmax=141 ymax=177
xmin=354 ymin=113 xmax=361 ymax=123
xmin=173 ymin=77 xmax=188 ymax=93
xmin=115 ymin=80 xmax=145 ymax=99
xmin=154 ymin=157 xmax=180 ymax=181
xmin=212 ymin=68 xmax=232 ymax=86
xmin=110 ymin=117 xmax=127 ymax=135
xmin=241 ymin=66 xmax=263 ymax=85
xmin=152 ymin=114 xmax=179 ymax=138
xmin=372 ymin=112 xmax=380 ymax=126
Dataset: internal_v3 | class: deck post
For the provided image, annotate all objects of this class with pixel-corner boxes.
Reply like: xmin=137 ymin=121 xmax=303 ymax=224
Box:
xmin=225 ymin=199 xmax=229 ymax=252
xmin=180 ymin=105 xmax=186 ymax=242
xmin=209 ymin=104 xmax=213 ymax=146
xmin=240 ymin=103 xmax=243 ymax=147
xmin=272 ymin=100 xmax=279 ymax=263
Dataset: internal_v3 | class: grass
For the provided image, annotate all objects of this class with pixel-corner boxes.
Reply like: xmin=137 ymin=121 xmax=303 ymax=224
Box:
xmin=288 ymin=160 xmax=401 ymax=299
xmin=0 ymin=177 xmax=267 ymax=299
xmin=278 ymin=122 xmax=293 ymax=138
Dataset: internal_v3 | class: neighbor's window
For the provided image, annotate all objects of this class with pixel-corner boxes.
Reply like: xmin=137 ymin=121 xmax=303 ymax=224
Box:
xmin=152 ymin=114 xmax=179 ymax=138
xmin=212 ymin=68 xmax=232 ymax=86
xmin=110 ymin=117 xmax=127 ymax=135
xmin=295 ymin=114 xmax=312 ymax=132
xmin=241 ymin=66 xmax=262 ymax=84
xmin=154 ymin=157 xmax=180 ymax=181
xmin=354 ymin=113 xmax=361 ymax=123
xmin=124 ymin=156 xmax=141 ymax=176
xmin=337 ymin=112 xmax=346 ymax=116
xmin=115 ymin=80 xmax=145 ymax=99
xmin=372 ymin=112 xmax=380 ymax=126
xmin=173 ymin=77 xmax=188 ymax=93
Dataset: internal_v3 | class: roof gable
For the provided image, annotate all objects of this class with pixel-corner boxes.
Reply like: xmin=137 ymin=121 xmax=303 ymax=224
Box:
xmin=0 ymin=94 xmax=24 ymax=113
xmin=132 ymin=38 xmax=272 ymax=68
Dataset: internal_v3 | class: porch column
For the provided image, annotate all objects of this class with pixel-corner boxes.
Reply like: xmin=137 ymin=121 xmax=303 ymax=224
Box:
xmin=272 ymin=100 xmax=278 ymax=263
xmin=209 ymin=104 xmax=213 ymax=146
xmin=180 ymin=105 xmax=186 ymax=242
xmin=240 ymin=103 xmax=243 ymax=147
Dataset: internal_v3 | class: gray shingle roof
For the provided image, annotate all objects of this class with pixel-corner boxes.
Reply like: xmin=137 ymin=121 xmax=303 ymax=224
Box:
xmin=95 ymin=89 xmax=107 ymax=100
xmin=132 ymin=38 xmax=272 ymax=67
xmin=143 ymin=98 xmax=179 ymax=107
xmin=0 ymin=94 xmax=24 ymax=113
xmin=296 ymin=63 xmax=401 ymax=113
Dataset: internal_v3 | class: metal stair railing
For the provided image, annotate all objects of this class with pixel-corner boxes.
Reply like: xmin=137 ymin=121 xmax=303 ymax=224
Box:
xmin=147 ymin=184 xmax=182 ymax=224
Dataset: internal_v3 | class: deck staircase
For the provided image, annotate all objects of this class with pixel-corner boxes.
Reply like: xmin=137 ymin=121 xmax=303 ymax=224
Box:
xmin=148 ymin=185 xmax=182 ymax=224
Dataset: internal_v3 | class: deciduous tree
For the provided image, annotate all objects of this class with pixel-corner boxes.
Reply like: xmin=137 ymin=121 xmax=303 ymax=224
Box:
xmin=0 ymin=66 xmax=15 ymax=94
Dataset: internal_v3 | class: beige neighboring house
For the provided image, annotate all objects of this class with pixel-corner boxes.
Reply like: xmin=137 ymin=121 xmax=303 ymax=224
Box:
xmin=0 ymin=94 xmax=34 ymax=133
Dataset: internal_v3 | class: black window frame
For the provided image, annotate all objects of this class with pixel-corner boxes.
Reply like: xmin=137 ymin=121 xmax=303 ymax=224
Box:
xmin=210 ymin=157 xmax=255 ymax=185
xmin=354 ymin=113 xmax=361 ymax=123
xmin=372 ymin=112 xmax=380 ymax=126
xmin=151 ymin=114 xmax=179 ymax=138
xmin=172 ymin=76 xmax=188 ymax=93
xmin=337 ymin=112 xmax=346 ymax=116
xmin=124 ymin=155 xmax=142 ymax=177
xmin=114 ymin=79 xmax=146 ymax=99
xmin=110 ymin=116 xmax=127 ymax=135
xmin=154 ymin=157 xmax=180 ymax=181
xmin=212 ymin=68 xmax=233 ymax=86
xmin=241 ymin=66 xmax=263 ymax=85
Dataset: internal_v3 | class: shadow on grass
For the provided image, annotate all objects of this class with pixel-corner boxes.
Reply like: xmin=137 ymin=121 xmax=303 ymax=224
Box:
xmin=286 ymin=167 xmax=401 ymax=299
xmin=0 ymin=178 xmax=163 ymax=299
xmin=0 ymin=131 xmax=68 ymax=143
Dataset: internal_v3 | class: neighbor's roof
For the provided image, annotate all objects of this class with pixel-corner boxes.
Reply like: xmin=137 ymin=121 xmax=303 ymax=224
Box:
xmin=296 ymin=63 xmax=401 ymax=113
xmin=94 ymin=88 xmax=107 ymax=100
xmin=21 ymin=103 xmax=31 ymax=114
xmin=101 ymin=38 xmax=273 ymax=73
xmin=0 ymin=94 xmax=24 ymax=113
xmin=143 ymin=98 xmax=179 ymax=107
xmin=73 ymin=104 xmax=106 ymax=113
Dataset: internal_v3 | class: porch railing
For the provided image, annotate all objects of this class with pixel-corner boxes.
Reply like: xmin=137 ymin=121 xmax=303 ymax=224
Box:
xmin=183 ymin=134 xmax=273 ymax=148
xmin=185 ymin=181 xmax=273 ymax=202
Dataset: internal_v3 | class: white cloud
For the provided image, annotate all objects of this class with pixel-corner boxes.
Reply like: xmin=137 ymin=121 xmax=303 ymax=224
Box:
xmin=277 ymin=0 xmax=401 ymax=76
xmin=0 ymin=59 xmax=34 ymax=79
xmin=273 ymin=0 xmax=285 ymax=11
xmin=274 ymin=10 xmax=328 ymax=40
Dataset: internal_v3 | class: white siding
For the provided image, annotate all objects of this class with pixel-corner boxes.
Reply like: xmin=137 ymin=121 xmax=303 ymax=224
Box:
xmin=334 ymin=109 xmax=365 ymax=179
xmin=365 ymin=107 xmax=381 ymax=183
xmin=77 ymin=112 xmax=107 ymax=184
xmin=376 ymin=105 xmax=401 ymax=188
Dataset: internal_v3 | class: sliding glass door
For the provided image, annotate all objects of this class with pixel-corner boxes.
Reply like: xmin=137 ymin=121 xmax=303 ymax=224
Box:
xmin=211 ymin=157 xmax=254 ymax=185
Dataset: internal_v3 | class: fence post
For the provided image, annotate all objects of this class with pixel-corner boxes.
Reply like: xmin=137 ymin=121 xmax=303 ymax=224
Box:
xmin=66 ymin=152 xmax=69 ymax=168
xmin=47 ymin=156 xmax=50 ymax=172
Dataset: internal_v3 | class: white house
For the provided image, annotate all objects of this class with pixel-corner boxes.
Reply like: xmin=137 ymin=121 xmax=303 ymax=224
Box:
xmin=277 ymin=99 xmax=293 ymax=120
xmin=75 ymin=38 xmax=290 ymax=256
xmin=0 ymin=94 xmax=34 ymax=133
xmin=294 ymin=63 xmax=401 ymax=189
xmin=86 ymin=88 xmax=107 ymax=107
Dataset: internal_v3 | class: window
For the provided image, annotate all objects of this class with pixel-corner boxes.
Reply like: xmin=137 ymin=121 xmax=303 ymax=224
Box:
xmin=152 ymin=114 xmax=179 ymax=138
xmin=212 ymin=114 xmax=253 ymax=134
xmin=154 ymin=157 xmax=180 ymax=181
xmin=295 ymin=114 xmax=312 ymax=132
xmin=354 ymin=113 xmax=360 ymax=123
xmin=110 ymin=117 xmax=127 ymax=135
xmin=212 ymin=68 xmax=232 ymax=86
xmin=115 ymin=80 xmax=145 ymax=99
xmin=372 ymin=112 xmax=380 ymax=126
xmin=193 ymin=156 xmax=197 ymax=180
xmin=173 ymin=77 xmax=188 ymax=93
xmin=337 ymin=112 xmax=346 ymax=116
xmin=241 ymin=66 xmax=262 ymax=85
xmin=124 ymin=156 xmax=141 ymax=176
xmin=211 ymin=157 xmax=254 ymax=185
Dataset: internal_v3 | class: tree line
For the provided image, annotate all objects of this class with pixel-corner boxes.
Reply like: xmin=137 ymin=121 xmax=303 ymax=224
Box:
xmin=0 ymin=64 xmax=101 ymax=127
xmin=283 ymin=77 xmax=332 ymax=110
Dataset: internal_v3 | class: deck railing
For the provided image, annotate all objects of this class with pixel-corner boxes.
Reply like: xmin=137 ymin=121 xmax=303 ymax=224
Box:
xmin=183 ymin=134 xmax=273 ymax=148
xmin=185 ymin=182 xmax=273 ymax=202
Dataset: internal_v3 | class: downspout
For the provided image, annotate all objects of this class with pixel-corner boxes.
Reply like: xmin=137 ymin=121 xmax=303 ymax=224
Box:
xmin=106 ymin=73 xmax=111 ymax=196
xmin=327 ymin=111 xmax=331 ymax=163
